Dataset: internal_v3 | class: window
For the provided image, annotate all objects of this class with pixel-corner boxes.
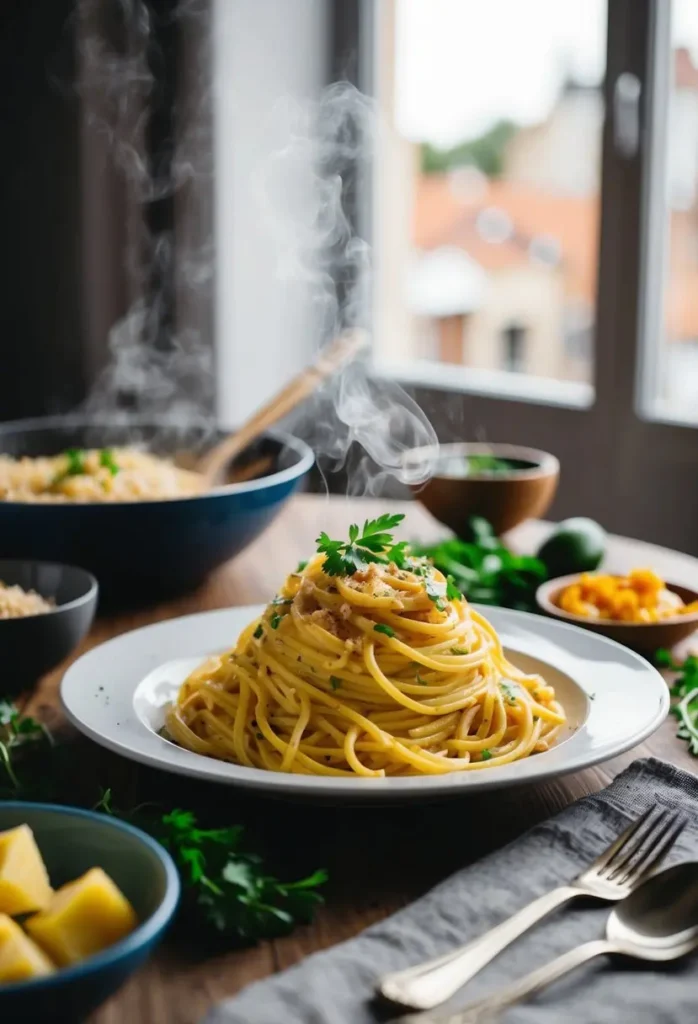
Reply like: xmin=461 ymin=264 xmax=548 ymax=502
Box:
xmin=374 ymin=0 xmax=605 ymax=405
xmin=366 ymin=0 xmax=698 ymax=552
xmin=639 ymin=0 xmax=698 ymax=426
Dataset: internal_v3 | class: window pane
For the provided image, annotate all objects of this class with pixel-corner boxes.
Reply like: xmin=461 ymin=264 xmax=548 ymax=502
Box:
xmin=641 ymin=1 xmax=698 ymax=425
xmin=374 ymin=0 xmax=606 ymax=403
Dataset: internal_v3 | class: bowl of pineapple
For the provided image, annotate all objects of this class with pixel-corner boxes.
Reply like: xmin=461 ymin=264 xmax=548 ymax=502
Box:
xmin=0 ymin=803 xmax=179 ymax=1023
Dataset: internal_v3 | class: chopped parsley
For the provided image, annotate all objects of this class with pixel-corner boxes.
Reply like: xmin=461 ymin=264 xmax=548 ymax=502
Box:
xmin=270 ymin=614 xmax=282 ymax=630
xmin=500 ymin=681 xmax=518 ymax=705
xmin=416 ymin=672 xmax=428 ymax=686
xmin=316 ymin=514 xmax=407 ymax=576
xmin=296 ymin=560 xmax=308 ymax=573
xmin=374 ymin=624 xmax=395 ymax=638
xmin=446 ymin=575 xmax=462 ymax=601
xmin=588 ymin=692 xmax=596 ymax=701
xmin=99 ymin=448 xmax=120 ymax=476
xmin=424 ymin=574 xmax=447 ymax=611
xmin=330 ymin=676 xmax=341 ymax=691
xmin=271 ymin=596 xmax=293 ymax=606
xmin=52 ymin=447 xmax=87 ymax=484
xmin=481 ymin=749 xmax=492 ymax=761
xmin=451 ymin=646 xmax=469 ymax=655
xmin=253 ymin=624 xmax=264 ymax=639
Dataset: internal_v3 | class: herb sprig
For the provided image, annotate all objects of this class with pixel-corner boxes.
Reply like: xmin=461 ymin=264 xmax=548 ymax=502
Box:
xmin=317 ymin=513 xmax=408 ymax=576
xmin=413 ymin=516 xmax=546 ymax=612
xmin=656 ymin=649 xmax=698 ymax=756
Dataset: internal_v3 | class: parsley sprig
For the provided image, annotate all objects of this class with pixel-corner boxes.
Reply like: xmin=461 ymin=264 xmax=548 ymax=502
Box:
xmin=317 ymin=513 xmax=408 ymax=576
xmin=656 ymin=649 xmax=698 ymax=756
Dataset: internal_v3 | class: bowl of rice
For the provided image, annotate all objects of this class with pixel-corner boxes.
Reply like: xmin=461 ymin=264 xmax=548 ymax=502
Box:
xmin=0 ymin=560 xmax=98 ymax=697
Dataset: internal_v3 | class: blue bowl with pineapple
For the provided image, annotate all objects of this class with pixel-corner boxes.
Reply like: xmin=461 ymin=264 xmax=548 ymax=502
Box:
xmin=0 ymin=803 xmax=180 ymax=1023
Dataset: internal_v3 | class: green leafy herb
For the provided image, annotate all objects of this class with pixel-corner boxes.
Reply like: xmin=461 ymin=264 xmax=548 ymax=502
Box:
xmin=253 ymin=624 xmax=264 ymax=639
xmin=480 ymin=749 xmax=492 ymax=760
xmin=330 ymin=676 xmax=341 ymax=691
xmin=0 ymin=701 xmax=52 ymax=790
xmin=466 ymin=454 xmax=517 ymax=476
xmin=270 ymin=613 xmax=282 ymax=630
xmin=451 ymin=646 xmax=469 ymax=655
xmin=52 ymin=447 xmax=87 ymax=484
xmin=424 ymin=573 xmax=447 ymax=611
xmin=99 ymin=448 xmax=120 ymax=476
xmin=500 ymin=681 xmax=518 ymax=705
xmin=316 ymin=513 xmax=406 ymax=576
xmin=446 ymin=575 xmax=462 ymax=601
xmin=412 ymin=516 xmax=547 ymax=613
xmin=416 ymin=672 xmax=428 ymax=686
xmin=296 ymin=560 xmax=308 ymax=573
xmin=657 ymin=649 xmax=698 ymax=756
xmin=374 ymin=623 xmax=395 ymax=638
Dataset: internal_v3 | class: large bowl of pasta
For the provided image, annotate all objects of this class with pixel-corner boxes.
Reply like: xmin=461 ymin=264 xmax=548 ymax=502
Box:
xmin=0 ymin=416 xmax=313 ymax=602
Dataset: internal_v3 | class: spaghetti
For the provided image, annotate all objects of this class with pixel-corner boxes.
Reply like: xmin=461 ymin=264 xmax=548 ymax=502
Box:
xmin=167 ymin=525 xmax=566 ymax=777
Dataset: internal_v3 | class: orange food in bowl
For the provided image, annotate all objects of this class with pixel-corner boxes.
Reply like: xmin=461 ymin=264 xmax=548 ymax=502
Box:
xmin=557 ymin=569 xmax=698 ymax=623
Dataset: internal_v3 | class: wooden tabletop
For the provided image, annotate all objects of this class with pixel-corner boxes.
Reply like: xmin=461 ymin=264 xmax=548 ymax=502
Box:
xmin=30 ymin=494 xmax=698 ymax=1024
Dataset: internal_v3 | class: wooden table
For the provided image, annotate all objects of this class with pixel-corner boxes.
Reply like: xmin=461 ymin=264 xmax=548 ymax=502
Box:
xmin=30 ymin=495 xmax=698 ymax=1024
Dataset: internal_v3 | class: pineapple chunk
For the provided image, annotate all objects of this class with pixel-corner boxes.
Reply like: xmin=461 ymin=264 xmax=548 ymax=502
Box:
xmin=0 ymin=825 xmax=53 ymax=915
xmin=26 ymin=867 xmax=137 ymax=967
xmin=0 ymin=914 xmax=55 ymax=983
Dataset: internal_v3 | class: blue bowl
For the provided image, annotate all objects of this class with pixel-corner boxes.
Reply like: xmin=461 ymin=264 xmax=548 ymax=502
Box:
xmin=0 ymin=803 xmax=180 ymax=1024
xmin=0 ymin=417 xmax=314 ymax=602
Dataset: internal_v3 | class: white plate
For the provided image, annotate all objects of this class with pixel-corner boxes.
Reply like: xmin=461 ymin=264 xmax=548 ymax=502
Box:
xmin=61 ymin=605 xmax=669 ymax=800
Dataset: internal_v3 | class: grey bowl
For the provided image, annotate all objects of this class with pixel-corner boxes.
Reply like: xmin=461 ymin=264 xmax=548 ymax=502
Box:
xmin=0 ymin=560 xmax=98 ymax=697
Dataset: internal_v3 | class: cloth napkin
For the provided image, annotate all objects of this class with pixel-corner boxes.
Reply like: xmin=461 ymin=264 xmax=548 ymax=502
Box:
xmin=203 ymin=758 xmax=698 ymax=1024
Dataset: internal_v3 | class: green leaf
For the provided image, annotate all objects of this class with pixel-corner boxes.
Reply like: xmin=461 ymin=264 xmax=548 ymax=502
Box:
xmin=296 ymin=560 xmax=308 ymax=572
xmin=374 ymin=624 xmax=395 ymax=638
xmin=330 ymin=676 xmax=341 ymax=691
xmin=270 ymin=613 xmax=282 ymax=630
xmin=480 ymin=749 xmax=492 ymax=760
xmin=99 ymin=448 xmax=120 ymax=476
xmin=253 ymin=624 xmax=264 ymax=639
xmin=451 ymin=646 xmax=469 ymax=655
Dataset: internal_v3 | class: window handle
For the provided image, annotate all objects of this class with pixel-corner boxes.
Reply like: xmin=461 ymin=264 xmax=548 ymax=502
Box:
xmin=613 ymin=72 xmax=642 ymax=159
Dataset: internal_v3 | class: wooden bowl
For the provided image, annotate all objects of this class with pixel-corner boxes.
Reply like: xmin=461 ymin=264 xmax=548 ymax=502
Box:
xmin=407 ymin=443 xmax=559 ymax=536
xmin=536 ymin=574 xmax=698 ymax=654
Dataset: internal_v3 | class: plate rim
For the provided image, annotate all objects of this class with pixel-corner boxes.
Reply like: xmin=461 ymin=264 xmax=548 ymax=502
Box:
xmin=61 ymin=603 xmax=669 ymax=798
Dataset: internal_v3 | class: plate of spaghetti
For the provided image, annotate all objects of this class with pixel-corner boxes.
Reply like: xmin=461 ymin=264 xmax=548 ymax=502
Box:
xmin=62 ymin=514 xmax=668 ymax=798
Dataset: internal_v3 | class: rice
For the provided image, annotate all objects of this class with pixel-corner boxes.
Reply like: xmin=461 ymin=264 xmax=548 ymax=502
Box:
xmin=0 ymin=448 xmax=205 ymax=503
xmin=0 ymin=581 xmax=54 ymax=618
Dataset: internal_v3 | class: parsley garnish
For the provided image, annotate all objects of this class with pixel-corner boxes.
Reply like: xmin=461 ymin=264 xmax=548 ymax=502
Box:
xmin=451 ymin=646 xmax=469 ymax=655
xmin=52 ymin=447 xmax=87 ymax=484
xmin=271 ymin=596 xmax=292 ymax=607
xmin=99 ymin=448 xmax=120 ymax=476
xmin=424 ymin=574 xmax=447 ymax=611
xmin=481 ymin=749 xmax=492 ymax=760
xmin=500 ymin=681 xmax=518 ymax=705
xmin=330 ymin=676 xmax=341 ymax=691
xmin=657 ymin=650 xmax=698 ymax=756
xmin=446 ymin=575 xmax=463 ymax=601
xmin=253 ymin=624 xmax=264 ymax=639
xmin=270 ymin=614 xmax=282 ymax=630
xmin=416 ymin=672 xmax=428 ymax=686
xmin=296 ymin=560 xmax=308 ymax=573
xmin=316 ymin=513 xmax=407 ymax=576
xmin=374 ymin=623 xmax=395 ymax=638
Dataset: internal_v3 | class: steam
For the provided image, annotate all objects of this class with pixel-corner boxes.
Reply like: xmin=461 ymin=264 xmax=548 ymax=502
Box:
xmin=257 ymin=81 xmax=438 ymax=495
xmin=74 ymin=3 xmax=437 ymax=491
xmin=76 ymin=0 xmax=215 ymax=438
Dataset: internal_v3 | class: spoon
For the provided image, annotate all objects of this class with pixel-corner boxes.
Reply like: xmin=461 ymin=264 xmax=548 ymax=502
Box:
xmin=400 ymin=861 xmax=698 ymax=1024
xmin=197 ymin=330 xmax=366 ymax=486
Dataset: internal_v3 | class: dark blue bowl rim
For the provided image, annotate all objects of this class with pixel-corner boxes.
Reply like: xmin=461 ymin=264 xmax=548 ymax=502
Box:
xmin=0 ymin=801 xmax=181 ymax=996
xmin=0 ymin=561 xmax=99 ymax=620
xmin=0 ymin=417 xmax=315 ymax=506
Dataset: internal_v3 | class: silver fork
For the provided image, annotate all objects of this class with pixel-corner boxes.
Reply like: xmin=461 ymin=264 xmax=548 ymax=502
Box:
xmin=378 ymin=807 xmax=686 ymax=1012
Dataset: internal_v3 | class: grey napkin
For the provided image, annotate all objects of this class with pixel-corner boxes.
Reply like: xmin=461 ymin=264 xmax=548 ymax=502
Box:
xmin=203 ymin=758 xmax=698 ymax=1024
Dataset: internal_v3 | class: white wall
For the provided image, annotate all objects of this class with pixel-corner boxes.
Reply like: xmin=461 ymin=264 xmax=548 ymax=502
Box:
xmin=213 ymin=0 xmax=329 ymax=426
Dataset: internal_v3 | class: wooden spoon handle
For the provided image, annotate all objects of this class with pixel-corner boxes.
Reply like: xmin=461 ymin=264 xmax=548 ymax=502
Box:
xmin=199 ymin=330 xmax=367 ymax=485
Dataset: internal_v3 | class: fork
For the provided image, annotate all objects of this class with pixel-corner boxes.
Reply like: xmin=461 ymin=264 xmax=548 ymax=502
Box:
xmin=378 ymin=807 xmax=686 ymax=1011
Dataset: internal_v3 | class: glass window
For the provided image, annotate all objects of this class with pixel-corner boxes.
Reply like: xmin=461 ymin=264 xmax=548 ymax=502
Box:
xmin=374 ymin=0 xmax=606 ymax=400
xmin=640 ymin=0 xmax=698 ymax=425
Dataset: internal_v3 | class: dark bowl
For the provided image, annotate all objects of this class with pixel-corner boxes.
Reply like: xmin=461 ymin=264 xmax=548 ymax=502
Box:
xmin=406 ymin=442 xmax=560 ymax=536
xmin=537 ymin=574 xmax=698 ymax=653
xmin=0 ymin=560 xmax=98 ymax=696
xmin=0 ymin=802 xmax=179 ymax=1024
xmin=0 ymin=416 xmax=314 ymax=603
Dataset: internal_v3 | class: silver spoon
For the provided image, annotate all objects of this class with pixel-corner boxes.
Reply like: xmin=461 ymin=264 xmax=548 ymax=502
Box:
xmin=399 ymin=861 xmax=698 ymax=1024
